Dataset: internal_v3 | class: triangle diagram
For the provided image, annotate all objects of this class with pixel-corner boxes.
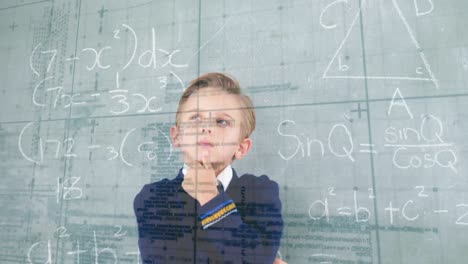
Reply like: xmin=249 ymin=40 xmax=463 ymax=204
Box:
xmin=322 ymin=0 xmax=439 ymax=89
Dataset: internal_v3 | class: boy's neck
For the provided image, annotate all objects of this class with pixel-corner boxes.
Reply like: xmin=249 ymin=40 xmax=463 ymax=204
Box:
xmin=183 ymin=162 xmax=231 ymax=177
xmin=213 ymin=163 xmax=229 ymax=177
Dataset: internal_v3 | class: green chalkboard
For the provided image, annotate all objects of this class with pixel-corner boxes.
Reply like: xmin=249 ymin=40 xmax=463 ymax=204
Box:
xmin=1 ymin=0 xmax=467 ymax=263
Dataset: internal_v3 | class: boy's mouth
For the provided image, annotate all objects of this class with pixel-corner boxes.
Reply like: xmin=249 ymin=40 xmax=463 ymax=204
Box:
xmin=197 ymin=139 xmax=213 ymax=147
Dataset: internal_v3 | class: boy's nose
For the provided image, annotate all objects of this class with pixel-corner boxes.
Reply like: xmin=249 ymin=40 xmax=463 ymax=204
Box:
xmin=201 ymin=128 xmax=211 ymax=134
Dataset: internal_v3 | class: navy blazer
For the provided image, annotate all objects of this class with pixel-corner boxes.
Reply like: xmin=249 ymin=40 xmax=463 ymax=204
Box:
xmin=133 ymin=167 xmax=284 ymax=264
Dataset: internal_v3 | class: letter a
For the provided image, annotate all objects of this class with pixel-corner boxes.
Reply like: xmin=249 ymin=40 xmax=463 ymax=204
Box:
xmin=387 ymin=88 xmax=414 ymax=119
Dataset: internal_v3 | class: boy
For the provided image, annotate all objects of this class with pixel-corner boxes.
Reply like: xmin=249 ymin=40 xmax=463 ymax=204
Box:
xmin=134 ymin=72 xmax=284 ymax=263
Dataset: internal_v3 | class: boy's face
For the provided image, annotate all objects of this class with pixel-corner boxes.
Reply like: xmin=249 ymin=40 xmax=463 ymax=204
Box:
xmin=170 ymin=87 xmax=252 ymax=173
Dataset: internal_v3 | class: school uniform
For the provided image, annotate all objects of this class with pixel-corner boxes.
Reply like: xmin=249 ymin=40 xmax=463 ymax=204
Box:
xmin=133 ymin=165 xmax=284 ymax=264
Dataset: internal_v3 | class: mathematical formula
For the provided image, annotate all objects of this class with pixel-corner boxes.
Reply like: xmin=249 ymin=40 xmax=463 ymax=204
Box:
xmin=277 ymin=88 xmax=459 ymax=174
xmin=308 ymin=185 xmax=468 ymax=227
xmin=27 ymin=228 xmax=139 ymax=264
xmin=18 ymin=122 xmax=173 ymax=166
xmin=29 ymin=24 xmax=188 ymax=116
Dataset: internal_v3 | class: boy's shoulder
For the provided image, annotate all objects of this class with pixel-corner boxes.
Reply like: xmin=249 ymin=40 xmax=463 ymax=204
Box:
xmin=135 ymin=169 xmax=280 ymax=201
xmin=134 ymin=177 xmax=175 ymax=202
xmin=236 ymin=172 xmax=279 ymax=187
xmin=235 ymin=173 xmax=280 ymax=200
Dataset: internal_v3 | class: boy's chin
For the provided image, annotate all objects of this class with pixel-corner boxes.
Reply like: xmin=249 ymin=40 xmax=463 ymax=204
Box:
xmin=183 ymin=155 xmax=230 ymax=168
xmin=183 ymin=153 xmax=216 ymax=163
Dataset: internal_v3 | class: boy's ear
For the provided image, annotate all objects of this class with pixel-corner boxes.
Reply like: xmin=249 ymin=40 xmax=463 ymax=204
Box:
xmin=170 ymin=125 xmax=180 ymax=147
xmin=234 ymin=137 xmax=252 ymax=160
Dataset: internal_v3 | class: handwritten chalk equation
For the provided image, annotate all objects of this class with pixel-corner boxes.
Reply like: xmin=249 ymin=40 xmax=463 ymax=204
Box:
xmin=27 ymin=228 xmax=139 ymax=264
xmin=30 ymin=24 xmax=188 ymax=76
xmin=31 ymin=71 xmax=181 ymax=115
xmin=29 ymin=23 xmax=188 ymax=116
xmin=308 ymin=185 xmax=468 ymax=227
xmin=277 ymin=87 xmax=459 ymax=174
xmin=277 ymin=118 xmax=457 ymax=173
xmin=18 ymin=122 xmax=172 ymax=166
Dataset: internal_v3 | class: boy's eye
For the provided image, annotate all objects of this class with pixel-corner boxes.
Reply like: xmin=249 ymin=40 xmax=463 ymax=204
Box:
xmin=188 ymin=114 xmax=232 ymax=128
xmin=216 ymin=118 xmax=232 ymax=127
xmin=190 ymin=114 xmax=201 ymax=121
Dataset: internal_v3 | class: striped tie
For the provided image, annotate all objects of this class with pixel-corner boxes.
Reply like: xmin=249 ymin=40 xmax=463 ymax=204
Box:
xmin=217 ymin=180 xmax=224 ymax=193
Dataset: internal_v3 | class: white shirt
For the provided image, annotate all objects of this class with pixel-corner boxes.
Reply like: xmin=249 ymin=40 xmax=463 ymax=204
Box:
xmin=182 ymin=163 xmax=233 ymax=191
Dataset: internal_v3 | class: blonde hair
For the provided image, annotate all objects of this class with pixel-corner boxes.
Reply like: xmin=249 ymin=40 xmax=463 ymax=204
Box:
xmin=175 ymin=72 xmax=256 ymax=140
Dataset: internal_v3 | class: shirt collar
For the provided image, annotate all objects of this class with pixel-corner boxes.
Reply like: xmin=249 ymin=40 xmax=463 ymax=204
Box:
xmin=182 ymin=163 xmax=233 ymax=191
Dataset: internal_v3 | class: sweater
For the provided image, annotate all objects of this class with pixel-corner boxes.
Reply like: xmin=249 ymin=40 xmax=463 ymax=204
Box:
xmin=133 ymin=167 xmax=284 ymax=264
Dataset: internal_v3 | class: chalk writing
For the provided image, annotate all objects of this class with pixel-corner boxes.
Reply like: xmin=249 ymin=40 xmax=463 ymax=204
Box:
xmin=18 ymin=122 xmax=172 ymax=166
xmin=308 ymin=185 xmax=468 ymax=227
xmin=321 ymin=0 xmax=440 ymax=89
xmin=27 ymin=229 xmax=139 ymax=264
xmin=277 ymin=88 xmax=459 ymax=174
